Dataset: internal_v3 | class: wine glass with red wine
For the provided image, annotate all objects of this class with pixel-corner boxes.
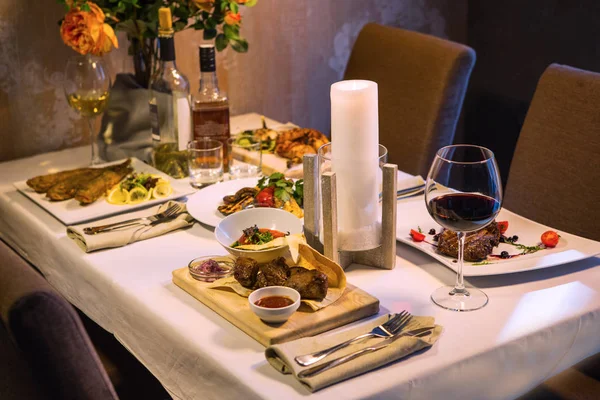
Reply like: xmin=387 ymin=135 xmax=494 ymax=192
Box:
xmin=425 ymin=145 xmax=502 ymax=311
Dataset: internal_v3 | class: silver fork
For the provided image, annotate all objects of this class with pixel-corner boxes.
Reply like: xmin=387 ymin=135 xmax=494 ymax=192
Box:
xmin=83 ymin=203 xmax=182 ymax=235
xmin=297 ymin=327 xmax=434 ymax=378
xmin=294 ymin=311 xmax=412 ymax=367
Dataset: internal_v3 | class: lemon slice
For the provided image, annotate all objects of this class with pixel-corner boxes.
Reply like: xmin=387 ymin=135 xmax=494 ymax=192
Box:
xmin=107 ymin=187 xmax=130 ymax=205
xmin=129 ymin=187 xmax=151 ymax=204
xmin=153 ymin=182 xmax=173 ymax=199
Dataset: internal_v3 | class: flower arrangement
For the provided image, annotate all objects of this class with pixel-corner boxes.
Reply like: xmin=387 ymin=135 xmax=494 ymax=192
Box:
xmin=58 ymin=0 xmax=256 ymax=85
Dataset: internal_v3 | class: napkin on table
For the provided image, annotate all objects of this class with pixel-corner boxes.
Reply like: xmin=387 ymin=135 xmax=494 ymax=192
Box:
xmin=397 ymin=175 xmax=425 ymax=191
xmin=67 ymin=201 xmax=194 ymax=252
xmin=265 ymin=314 xmax=442 ymax=392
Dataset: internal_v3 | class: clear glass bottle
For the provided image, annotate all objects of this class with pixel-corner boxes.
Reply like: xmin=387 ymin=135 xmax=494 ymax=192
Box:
xmin=150 ymin=7 xmax=192 ymax=178
xmin=192 ymin=44 xmax=231 ymax=170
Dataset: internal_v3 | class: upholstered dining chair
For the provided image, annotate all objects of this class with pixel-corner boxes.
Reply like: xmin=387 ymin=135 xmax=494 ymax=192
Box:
xmin=503 ymin=64 xmax=600 ymax=241
xmin=0 ymin=239 xmax=119 ymax=400
xmin=343 ymin=23 xmax=476 ymax=177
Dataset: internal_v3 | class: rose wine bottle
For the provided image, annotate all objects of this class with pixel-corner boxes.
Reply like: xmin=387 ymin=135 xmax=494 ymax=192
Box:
xmin=192 ymin=44 xmax=231 ymax=170
xmin=150 ymin=7 xmax=192 ymax=178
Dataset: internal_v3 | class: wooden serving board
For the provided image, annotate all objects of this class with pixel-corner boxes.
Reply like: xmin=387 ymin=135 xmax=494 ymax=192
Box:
xmin=172 ymin=267 xmax=379 ymax=347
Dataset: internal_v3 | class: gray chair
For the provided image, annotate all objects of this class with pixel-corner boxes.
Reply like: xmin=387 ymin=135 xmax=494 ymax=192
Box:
xmin=344 ymin=23 xmax=476 ymax=176
xmin=0 ymin=239 xmax=119 ymax=400
xmin=503 ymin=64 xmax=600 ymax=241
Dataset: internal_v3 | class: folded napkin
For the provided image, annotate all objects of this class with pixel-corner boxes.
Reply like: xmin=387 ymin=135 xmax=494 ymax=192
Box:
xmin=397 ymin=175 xmax=425 ymax=192
xmin=67 ymin=201 xmax=194 ymax=252
xmin=265 ymin=314 xmax=442 ymax=392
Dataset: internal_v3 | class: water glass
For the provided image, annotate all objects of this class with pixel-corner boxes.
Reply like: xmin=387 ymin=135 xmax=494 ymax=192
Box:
xmin=187 ymin=139 xmax=223 ymax=188
xmin=227 ymin=136 xmax=262 ymax=179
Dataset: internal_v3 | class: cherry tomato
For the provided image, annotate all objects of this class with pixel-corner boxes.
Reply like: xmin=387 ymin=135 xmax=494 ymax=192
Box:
xmin=255 ymin=187 xmax=275 ymax=207
xmin=541 ymin=230 xmax=560 ymax=247
xmin=259 ymin=228 xmax=286 ymax=238
xmin=410 ymin=229 xmax=425 ymax=242
xmin=497 ymin=221 xmax=509 ymax=234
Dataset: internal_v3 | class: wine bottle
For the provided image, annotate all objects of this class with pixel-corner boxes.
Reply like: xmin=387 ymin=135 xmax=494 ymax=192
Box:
xmin=150 ymin=7 xmax=192 ymax=178
xmin=192 ymin=44 xmax=231 ymax=170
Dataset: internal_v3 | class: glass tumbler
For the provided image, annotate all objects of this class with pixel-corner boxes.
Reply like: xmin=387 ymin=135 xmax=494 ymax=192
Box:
xmin=227 ymin=135 xmax=262 ymax=179
xmin=187 ymin=139 xmax=223 ymax=188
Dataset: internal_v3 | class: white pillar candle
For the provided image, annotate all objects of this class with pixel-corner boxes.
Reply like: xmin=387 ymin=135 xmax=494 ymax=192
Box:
xmin=330 ymin=80 xmax=381 ymax=250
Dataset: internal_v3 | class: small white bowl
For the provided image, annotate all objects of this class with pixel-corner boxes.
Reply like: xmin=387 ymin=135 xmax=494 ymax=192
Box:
xmin=248 ymin=286 xmax=301 ymax=323
xmin=215 ymin=208 xmax=303 ymax=263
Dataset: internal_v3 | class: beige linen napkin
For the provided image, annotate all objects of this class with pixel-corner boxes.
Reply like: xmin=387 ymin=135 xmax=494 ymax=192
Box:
xmin=67 ymin=201 xmax=194 ymax=252
xmin=265 ymin=314 xmax=442 ymax=392
xmin=398 ymin=175 xmax=425 ymax=190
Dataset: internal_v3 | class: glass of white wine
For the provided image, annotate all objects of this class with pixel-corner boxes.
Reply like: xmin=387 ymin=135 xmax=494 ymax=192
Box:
xmin=64 ymin=55 xmax=111 ymax=165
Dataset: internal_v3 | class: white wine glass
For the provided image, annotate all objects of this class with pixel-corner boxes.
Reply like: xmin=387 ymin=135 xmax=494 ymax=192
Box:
xmin=64 ymin=55 xmax=111 ymax=165
xmin=424 ymin=145 xmax=502 ymax=311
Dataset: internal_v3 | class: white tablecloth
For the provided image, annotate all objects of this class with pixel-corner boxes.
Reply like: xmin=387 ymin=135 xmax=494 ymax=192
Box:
xmin=1 ymin=114 xmax=599 ymax=400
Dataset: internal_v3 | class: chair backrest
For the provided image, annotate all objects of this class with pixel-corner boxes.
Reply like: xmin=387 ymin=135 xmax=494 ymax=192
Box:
xmin=0 ymin=240 xmax=118 ymax=400
xmin=504 ymin=64 xmax=600 ymax=241
xmin=344 ymin=23 xmax=476 ymax=176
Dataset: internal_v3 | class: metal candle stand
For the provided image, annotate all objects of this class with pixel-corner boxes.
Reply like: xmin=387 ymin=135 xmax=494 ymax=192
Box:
xmin=303 ymin=154 xmax=398 ymax=270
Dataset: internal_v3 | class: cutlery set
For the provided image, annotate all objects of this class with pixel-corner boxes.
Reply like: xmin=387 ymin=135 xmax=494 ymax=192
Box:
xmin=83 ymin=203 xmax=184 ymax=235
xmin=295 ymin=311 xmax=434 ymax=377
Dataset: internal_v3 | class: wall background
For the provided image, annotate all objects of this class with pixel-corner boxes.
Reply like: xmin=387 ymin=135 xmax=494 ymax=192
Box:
xmin=0 ymin=0 xmax=465 ymax=162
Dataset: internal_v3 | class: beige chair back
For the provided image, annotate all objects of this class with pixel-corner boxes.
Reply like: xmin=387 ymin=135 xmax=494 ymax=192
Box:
xmin=504 ymin=64 xmax=600 ymax=241
xmin=344 ymin=23 xmax=476 ymax=176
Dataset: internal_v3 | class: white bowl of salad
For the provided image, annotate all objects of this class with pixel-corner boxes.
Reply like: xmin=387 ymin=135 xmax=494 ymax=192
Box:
xmin=215 ymin=208 xmax=303 ymax=263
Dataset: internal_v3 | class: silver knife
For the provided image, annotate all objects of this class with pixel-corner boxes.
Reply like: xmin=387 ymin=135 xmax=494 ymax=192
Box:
xmin=297 ymin=327 xmax=434 ymax=379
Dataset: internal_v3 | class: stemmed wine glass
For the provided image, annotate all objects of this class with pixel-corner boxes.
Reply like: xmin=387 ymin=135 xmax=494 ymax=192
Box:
xmin=424 ymin=145 xmax=502 ymax=311
xmin=64 ymin=55 xmax=111 ymax=165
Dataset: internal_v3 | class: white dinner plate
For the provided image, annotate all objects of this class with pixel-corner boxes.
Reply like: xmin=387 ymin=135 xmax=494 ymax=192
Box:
xmin=14 ymin=158 xmax=194 ymax=225
xmin=396 ymin=196 xmax=600 ymax=276
xmin=186 ymin=177 xmax=260 ymax=227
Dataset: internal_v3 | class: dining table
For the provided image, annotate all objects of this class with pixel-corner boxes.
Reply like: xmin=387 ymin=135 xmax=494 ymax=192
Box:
xmin=1 ymin=113 xmax=599 ymax=400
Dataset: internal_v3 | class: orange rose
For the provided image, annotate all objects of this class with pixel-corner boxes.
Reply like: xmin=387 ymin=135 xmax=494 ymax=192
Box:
xmin=224 ymin=11 xmax=242 ymax=26
xmin=60 ymin=2 xmax=118 ymax=56
xmin=189 ymin=0 xmax=214 ymax=12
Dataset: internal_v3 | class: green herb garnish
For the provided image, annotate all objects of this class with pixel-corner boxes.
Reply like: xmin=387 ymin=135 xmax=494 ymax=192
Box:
xmin=473 ymin=260 xmax=492 ymax=266
xmin=508 ymin=242 xmax=544 ymax=254
xmin=257 ymin=173 xmax=303 ymax=205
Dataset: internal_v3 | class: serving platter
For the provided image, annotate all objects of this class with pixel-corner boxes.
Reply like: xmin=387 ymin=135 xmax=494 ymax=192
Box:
xmin=14 ymin=158 xmax=194 ymax=225
xmin=396 ymin=196 xmax=600 ymax=276
xmin=172 ymin=266 xmax=379 ymax=346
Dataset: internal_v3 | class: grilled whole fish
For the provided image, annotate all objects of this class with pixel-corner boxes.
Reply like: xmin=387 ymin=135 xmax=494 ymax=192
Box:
xmin=27 ymin=168 xmax=94 ymax=193
xmin=46 ymin=169 xmax=105 ymax=201
xmin=74 ymin=161 xmax=133 ymax=205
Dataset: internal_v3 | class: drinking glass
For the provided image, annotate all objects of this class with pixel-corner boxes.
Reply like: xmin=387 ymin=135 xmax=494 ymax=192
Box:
xmin=187 ymin=139 xmax=223 ymax=188
xmin=424 ymin=145 xmax=502 ymax=311
xmin=64 ymin=55 xmax=111 ymax=165
xmin=227 ymin=136 xmax=262 ymax=179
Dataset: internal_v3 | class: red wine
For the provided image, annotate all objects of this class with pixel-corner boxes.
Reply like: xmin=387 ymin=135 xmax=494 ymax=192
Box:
xmin=428 ymin=193 xmax=500 ymax=232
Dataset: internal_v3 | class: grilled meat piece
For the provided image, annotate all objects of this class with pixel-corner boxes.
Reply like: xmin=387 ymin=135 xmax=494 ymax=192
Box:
xmin=233 ymin=257 xmax=259 ymax=288
xmin=275 ymin=128 xmax=329 ymax=164
xmin=222 ymin=187 xmax=258 ymax=205
xmin=254 ymin=257 xmax=289 ymax=289
xmin=286 ymin=267 xmax=328 ymax=301
xmin=437 ymin=222 xmax=501 ymax=261
xmin=218 ymin=195 xmax=255 ymax=216
xmin=218 ymin=187 xmax=258 ymax=215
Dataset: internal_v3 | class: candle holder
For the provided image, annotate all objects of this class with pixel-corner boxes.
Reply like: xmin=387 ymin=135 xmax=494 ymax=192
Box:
xmin=303 ymin=154 xmax=398 ymax=270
